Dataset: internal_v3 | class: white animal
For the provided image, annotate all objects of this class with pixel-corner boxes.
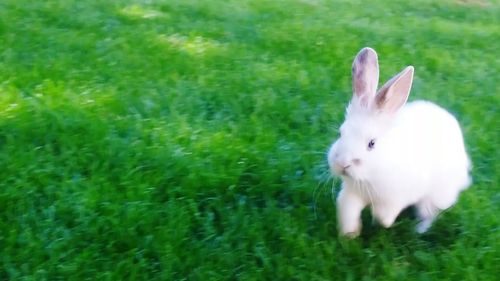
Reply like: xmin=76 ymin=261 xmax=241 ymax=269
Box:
xmin=328 ymin=47 xmax=471 ymax=237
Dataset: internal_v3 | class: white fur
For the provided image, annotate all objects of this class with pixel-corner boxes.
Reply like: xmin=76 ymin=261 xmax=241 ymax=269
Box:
xmin=328 ymin=48 xmax=471 ymax=237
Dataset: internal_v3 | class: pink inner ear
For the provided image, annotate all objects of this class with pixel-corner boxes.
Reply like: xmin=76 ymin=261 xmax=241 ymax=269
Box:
xmin=375 ymin=66 xmax=414 ymax=113
xmin=352 ymin=66 xmax=372 ymax=102
xmin=357 ymin=94 xmax=370 ymax=108
xmin=352 ymin=48 xmax=379 ymax=107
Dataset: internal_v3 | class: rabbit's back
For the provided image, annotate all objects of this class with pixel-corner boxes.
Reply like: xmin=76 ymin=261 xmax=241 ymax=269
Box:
xmin=398 ymin=100 xmax=471 ymax=198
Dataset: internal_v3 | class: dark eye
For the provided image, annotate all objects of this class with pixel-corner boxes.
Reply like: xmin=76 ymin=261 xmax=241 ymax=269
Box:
xmin=367 ymin=139 xmax=375 ymax=151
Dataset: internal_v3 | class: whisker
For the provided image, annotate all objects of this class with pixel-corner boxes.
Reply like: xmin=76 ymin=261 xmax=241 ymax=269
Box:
xmin=312 ymin=170 xmax=333 ymax=220
xmin=309 ymin=150 xmax=331 ymax=156
xmin=330 ymin=176 xmax=338 ymax=205
xmin=361 ymin=179 xmax=375 ymax=208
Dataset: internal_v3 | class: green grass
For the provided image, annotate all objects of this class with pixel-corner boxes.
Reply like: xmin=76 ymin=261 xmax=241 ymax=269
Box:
xmin=0 ymin=0 xmax=498 ymax=280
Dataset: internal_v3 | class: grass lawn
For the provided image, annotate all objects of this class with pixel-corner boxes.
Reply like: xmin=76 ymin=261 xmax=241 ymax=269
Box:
xmin=0 ymin=0 xmax=498 ymax=280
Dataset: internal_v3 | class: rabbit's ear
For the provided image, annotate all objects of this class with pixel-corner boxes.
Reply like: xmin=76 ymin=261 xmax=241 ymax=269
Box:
xmin=352 ymin=47 xmax=379 ymax=107
xmin=375 ymin=66 xmax=414 ymax=113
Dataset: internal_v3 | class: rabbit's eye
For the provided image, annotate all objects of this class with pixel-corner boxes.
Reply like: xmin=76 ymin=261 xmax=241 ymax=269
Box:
xmin=367 ymin=139 xmax=375 ymax=151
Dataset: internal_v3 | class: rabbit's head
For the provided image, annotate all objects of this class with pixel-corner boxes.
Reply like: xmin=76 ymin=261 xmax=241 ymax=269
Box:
xmin=328 ymin=48 xmax=414 ymax=181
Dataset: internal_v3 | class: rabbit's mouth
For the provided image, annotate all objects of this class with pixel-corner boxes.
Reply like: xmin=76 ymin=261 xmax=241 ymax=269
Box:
xmin=332 ymin=163 xmax=353 ymax=178
xmin=341 ymin=169 xmax=353 ymax=178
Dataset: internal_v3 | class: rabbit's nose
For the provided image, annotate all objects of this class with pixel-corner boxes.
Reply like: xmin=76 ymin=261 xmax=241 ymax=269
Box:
xmin=341 ymin=163 xmax=351 ymax=169
xmin=336 ymin=159 xmax=350 ymax=169
xmin=335 ymin=162 xmax=351 ymax=172
xmin=338 ymin=164 xmax=351 ymax=176
xmin=337 ymin=161 xmax=351 ymax=169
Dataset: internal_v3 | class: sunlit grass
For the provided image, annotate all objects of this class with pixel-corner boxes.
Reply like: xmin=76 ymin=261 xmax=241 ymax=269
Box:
xmin=120 ymin=5 xmax=166 ymax=19
xmin=157 ymin=34 xmax=226 ymax=57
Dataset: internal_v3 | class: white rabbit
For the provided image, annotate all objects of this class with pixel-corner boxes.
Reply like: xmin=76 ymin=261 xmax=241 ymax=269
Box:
xmin=327 ymin=47 xmax=471 ymax=237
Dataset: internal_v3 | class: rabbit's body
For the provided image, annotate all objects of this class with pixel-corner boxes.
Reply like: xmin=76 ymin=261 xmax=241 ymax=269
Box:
xmin=329 ymin=48 xmax=471 ymax=237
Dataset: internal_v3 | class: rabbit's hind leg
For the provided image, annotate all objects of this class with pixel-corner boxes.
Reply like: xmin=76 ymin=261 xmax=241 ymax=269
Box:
xmin=415 ymin=199 xmax=439 ymax=233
